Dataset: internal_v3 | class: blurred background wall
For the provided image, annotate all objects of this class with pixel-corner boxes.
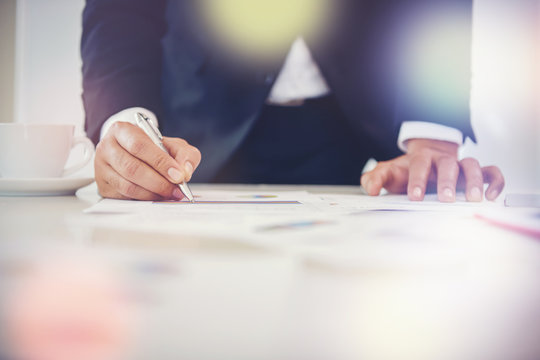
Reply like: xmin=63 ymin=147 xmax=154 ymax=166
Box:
xmin=6 ymin=0 xmax=540 ymax=192
xmin=463 ymin=0 xmax=539 ymax=193
xmin=13 ymin=0 xmax=85 ymax=132
xmin=0 ymin=0 xmax=16 ymax=123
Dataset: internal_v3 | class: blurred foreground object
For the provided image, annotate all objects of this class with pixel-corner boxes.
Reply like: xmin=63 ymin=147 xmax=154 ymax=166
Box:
xmin=3 ymin=256 xmax=136 ymax=360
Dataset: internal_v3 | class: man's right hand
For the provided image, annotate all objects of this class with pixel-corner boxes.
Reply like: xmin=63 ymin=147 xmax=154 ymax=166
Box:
xmin=95 ymin=122 xmax=202 ymax=200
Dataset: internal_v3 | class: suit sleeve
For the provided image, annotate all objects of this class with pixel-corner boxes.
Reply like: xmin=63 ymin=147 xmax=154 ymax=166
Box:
xmin=81 ymin=0 xmax=167 ymax=144
xmin=394 ymin=0 xmax=476 ymax=142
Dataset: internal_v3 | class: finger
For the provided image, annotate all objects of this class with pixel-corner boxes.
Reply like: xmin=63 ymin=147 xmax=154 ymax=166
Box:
xmin=361 ymin=162 xmax=409 ymax=195
xmin=163 ymin=137 xmax=202 ymax=182
xmin=95 ymin=171 xmax=129 ymax=200
xmin=436 ymin=156 xmax=459 ymax=203
xmin=96 ymin=160 xmax=164 ymax=201
xmin=111 ymin=122 xmax=187 ymax=184
xmin=407 ymin=154 xmax=433 ymax=201
xmin=361 ymin=163 xmax=392 ymax=196
xmin=95 ymin=143 xmax=126 ymax=200
xmin=105 ymin=137 xmax=181 ymax=199
xmin=460 ymin=158 xmax=484 ymax=202
xmin=482 ymin=166 xmax=505 ymax=201
xmin=96 ymin=179 xmax=130 ymax=201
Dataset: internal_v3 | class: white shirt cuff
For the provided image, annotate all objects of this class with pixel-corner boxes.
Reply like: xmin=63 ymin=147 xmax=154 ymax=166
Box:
xmin=100 ymin=107 xmax=159 ymax=141
xmin=398 ymin=121 xmax=464 ymax=152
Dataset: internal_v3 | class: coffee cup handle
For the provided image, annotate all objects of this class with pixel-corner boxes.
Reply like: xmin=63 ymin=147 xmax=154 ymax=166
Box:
xmin=62 ymin=137 xmax=95 ymax=177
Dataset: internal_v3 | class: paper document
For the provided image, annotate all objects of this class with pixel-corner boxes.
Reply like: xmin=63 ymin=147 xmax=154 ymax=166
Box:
xmin=83 ymin=189 xmax=520 ymax=269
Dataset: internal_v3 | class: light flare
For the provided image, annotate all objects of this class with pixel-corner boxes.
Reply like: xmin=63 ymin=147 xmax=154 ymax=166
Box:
xmin=198 ymin=0 xmax=331 ymax=61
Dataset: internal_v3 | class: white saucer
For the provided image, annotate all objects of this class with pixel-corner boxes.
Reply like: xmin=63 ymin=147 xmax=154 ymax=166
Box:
xmin=0 ymin=177 xmax=95 ymax=196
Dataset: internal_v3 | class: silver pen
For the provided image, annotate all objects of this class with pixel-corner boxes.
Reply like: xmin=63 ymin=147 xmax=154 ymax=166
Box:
xmin=135 ymin=112 xmax=195 ymax=203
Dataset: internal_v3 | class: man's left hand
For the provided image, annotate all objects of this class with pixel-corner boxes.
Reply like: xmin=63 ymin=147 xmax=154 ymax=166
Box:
xmin=360 ymin=139 xmax=505 ymax=202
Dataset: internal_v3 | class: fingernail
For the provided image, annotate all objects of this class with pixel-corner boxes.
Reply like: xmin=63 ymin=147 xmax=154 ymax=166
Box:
xmin=172 ymin=188 xmax=183 ymax=200
xmin=412 ymin=187 xmax=423 ymax=199
xmin=469 ymin=187 xmax=482 ymax=202
xmin=487 ymin=190 xmax=498 ymax=201
xmin=168 ymin=168 xmax=184 ymax=183
xmin=184 ymin=162 xmax=194 ymax=181
xmin=442 ymin=188 xmax=455 ymax=202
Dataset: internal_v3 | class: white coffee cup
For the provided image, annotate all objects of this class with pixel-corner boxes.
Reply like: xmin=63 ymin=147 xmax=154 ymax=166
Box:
xmin=0 ymin=123 xmax=95 ymax=178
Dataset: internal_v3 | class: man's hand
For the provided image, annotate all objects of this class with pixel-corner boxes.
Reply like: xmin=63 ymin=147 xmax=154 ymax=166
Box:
xmin=360 ymin=139 xmax=505 ymax=202
xmin=95 ymin=122 xmax=202 ymax=200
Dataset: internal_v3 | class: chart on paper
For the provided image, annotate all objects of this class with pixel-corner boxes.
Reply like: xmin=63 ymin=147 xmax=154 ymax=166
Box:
xmin=153 ymin=191 xmax=303 ymax=205
xmin=85 ymin=190 xmax=312 ymax=215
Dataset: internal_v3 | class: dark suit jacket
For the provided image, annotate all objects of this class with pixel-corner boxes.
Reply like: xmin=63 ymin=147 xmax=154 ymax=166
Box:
xmin=82 ymin=0 xmax=475 ymax=182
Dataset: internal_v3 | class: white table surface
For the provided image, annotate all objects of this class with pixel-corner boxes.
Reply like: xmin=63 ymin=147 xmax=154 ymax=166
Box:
xmin=1 ymin=183 xmax=539 ymax=360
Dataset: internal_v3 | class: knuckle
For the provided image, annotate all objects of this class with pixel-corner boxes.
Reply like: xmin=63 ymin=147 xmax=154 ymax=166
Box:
xmin=446 ymin=155 xmax=458 ymax=163
xmin=409 ymin=173 xmax=428 ymax=184
xmin=371 ymin=178 xmax=383 ymax=188
xmin=169 ymin=138 xmax=188 ymax=149
xmin=489 ymin=166 xmax=502 ymax=176
xmin=494 ymin=171 xmax=505 ymax=184
xmin=376 ymin=161 xmax=391 ymax=172
xmin=101 ymin=140 xmax=116 ymax=159
xmin=417 ymin=148 xmax=433 ymax=159
xmin=470 ymin=174 xmax=484 ymax=185
xmin=96 ymin=177 xmax=119 ymax=199
xmin=450 ymin=161 xmax=460 ymax=174
xmin=126 ymin=137 xmax=146 ymax=156
xmin=153 ymin=153 xmax=171 ymax=171
xmin=484 ymin=166 xmax=505 ymax=184
xmin=95 ymin=140 xmax=105 ymax=154
xmin=388 ymin=163 xmax=401 ymax=174
xmin=360 ymin=173 xmax=369 ymax=185
xmin=437 ymin=170 xmax=456 ymax=184
xmin=96 ymin=137 xmax=113 ymax=156
xmin=438 ymin=155 xmax=457 ymax=166
xmin=191 ymin=146 xmax=202 ymax=163
xmin=470 ymin=170 xmax=484 ymax=183
xmin=177 ymin=138 xmax=188 ymax=147
xmin=110 ymin=121 xmax=127 ymax=135
xmin=120 ymin=181 xmax=138 ymax=198
xmin=362 ymin=171 xmax=375 ymax=183
xmin=462 ymin=161 xmax=483 ymax=184
xmin=461 ymin=157 xmax=480 ymax=168
xmin=438 ymin=157 xmax=459 ymax=175
xmin=110 ymin=121 xmax=121 ymax=133
xmin=409 ymin=163 xmax=431 ymax=180
xmin=365 ymin=170 xmax=380 ymax=183
xmin=123 ymin=159 xmax=140 ymax=178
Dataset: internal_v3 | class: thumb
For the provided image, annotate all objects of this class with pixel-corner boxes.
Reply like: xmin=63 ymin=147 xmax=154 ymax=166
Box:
xmin=162 ymin=137 xmax=202 ymax=182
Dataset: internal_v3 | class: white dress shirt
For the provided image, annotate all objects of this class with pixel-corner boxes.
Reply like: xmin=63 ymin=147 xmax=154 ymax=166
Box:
xmin=101 ymin=37 xmax=463 ymax=151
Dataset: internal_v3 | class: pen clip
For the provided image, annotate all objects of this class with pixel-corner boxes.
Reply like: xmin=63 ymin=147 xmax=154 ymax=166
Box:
xmin=136 ymin=112 xmax=163 ymax=140
xmin=147 ymin=118 xmax=163 ymax=141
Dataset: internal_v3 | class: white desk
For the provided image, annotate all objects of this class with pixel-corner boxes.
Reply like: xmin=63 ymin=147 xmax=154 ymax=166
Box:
xmin=1 ymin=184 xmax=539 ymax=360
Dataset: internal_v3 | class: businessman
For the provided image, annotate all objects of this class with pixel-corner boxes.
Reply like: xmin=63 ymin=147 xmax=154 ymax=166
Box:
xmin=81 ymin=0 xmax=504 ymax=202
